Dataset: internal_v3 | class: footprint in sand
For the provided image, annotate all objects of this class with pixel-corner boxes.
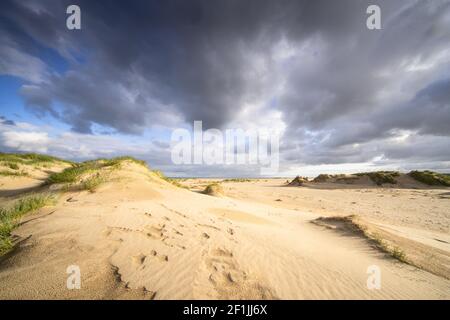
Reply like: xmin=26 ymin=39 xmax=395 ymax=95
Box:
xmin=204 ymin=247 xmax=275 ymax=299
xmin=146 ymin=231 xmax=163 ymax=239
xmin=132 ymin=253 xmax=147 ymax=265
xmin=206 ymin=248 xmax=243 ymax=287
xmin=110 ymin=226 xmax=138 ymax=233
xmin=197 ymin=223 xmax=221 ymax=231
xmin=148 ymin=250 xmax=169 ymax=262
xmin=173 ymin=229 xmax=184 ymax=236
xmin=211 ymin=248 xmax=233 ymax=258
xmin=160 ymin=204 xmax=189 ymax=219
xmin=144 ymin=224 xmax=166 ymax=239
xmin=202 ymin=232 xmax=210 ymax=239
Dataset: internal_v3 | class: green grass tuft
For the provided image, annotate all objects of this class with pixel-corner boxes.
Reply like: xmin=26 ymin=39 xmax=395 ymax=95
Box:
xmin=47 ymin=164 xmax=92 ymax=184
xmin=391 ymin=246 xmax=408 ymax=263
xmin=81 ymin=174 xmax=105 ymax=192
xmin=408 ymin=170 xmax=450 ymax=187
xmin=203 ymin=183 xmax=223 ymax=195
xmin=109 ymin=156 xmax=147 ymax=167
xmin=152 ymin=170 xmax=187 ymax=188
xmin=313 ymin=174 xmax=331 ymax=182
xmin=356 ymin=228 xmax=409 ymax=264
xmin=0 ymin=152 xmax=72 ymax=165
xmin=0 ymin=194 xmax=55 ymax=255
xmin=5 ymin=162 xmax=19 ymax=170
xmin=0 ymin=170 xmax=28 ymax=177
xmin=47 ymin=156 xmax=147 ymax=187
xmin=355 ymin=171 xmax=399 ymax=185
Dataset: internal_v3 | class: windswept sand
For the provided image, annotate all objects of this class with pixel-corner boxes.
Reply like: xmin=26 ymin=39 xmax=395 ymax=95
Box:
xmin=216 ymin=179 xmax=450 ymax=279
xmin=0 ymin=164 xmax=449 ymax=299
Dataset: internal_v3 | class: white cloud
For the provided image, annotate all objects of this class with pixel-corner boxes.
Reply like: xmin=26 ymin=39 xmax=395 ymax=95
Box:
xmin=0 ymin=44 xmax=48 ymax=83
xmin=1 ymin=130 xmax=50 ymax=153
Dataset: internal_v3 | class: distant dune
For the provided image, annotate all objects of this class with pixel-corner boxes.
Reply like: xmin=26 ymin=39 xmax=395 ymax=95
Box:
xmin=0 ymin=153 xmax=449 ymax=299
xmin=287 ymin=171 xmax=450 ymax=189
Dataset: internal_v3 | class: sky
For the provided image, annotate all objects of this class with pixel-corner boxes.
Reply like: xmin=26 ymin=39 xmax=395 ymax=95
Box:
xmin=0 ymin=0 xmax=450 ymax=177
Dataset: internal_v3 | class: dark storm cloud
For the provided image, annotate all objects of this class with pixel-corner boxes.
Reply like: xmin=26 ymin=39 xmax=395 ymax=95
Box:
xmin=1 ymin=0 xmax=449 ymax=170
xmin=397 ymin=78 xmax=450 ymax=136
xmin=0 ymin=0 xmax=394 ymax=130
xmin=279 ymin=1 xmax=450 ymax=127
xmin=317 ymin=77 xmax=450 ymax=151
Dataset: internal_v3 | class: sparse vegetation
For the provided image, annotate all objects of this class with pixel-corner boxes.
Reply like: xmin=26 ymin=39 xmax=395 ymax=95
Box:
xmin=355 ymin=171 xmax=399 ymax=185
xmin=313 ymin=216 xmax=409 ymax=264
xmin=47 ymin=164 xmax=93 ymax=184
xmin=313 ymin=173 xmax=357 ymax=183
xmin=408 ymin=170 xmax=450 ymax=187
xmin=81 ymin=174 xmax=105 ymax=192
xmin=152 ymin=170 xmax=187 ymax=188
xmin=0 ymin=170 xmax=28 ymax=177
xmin=288 ymin=176 xmax=307 ymax=186
xmin=47 ymin=156 xmax=146 ymax=185
xmin=368 ymin=232 xmax=409 ymax=263
xmin=203 ymin=183 xmax=223 ymax=196
xmin=222 ymin=178 xmax=252 ymax=182
xmin=335 ymin=176 xmax=360 ymax=183
xmin=391 ymin=246 xmax=408 ymax=263
xmin=0 ymin=152 xmax=72 ymax=165
xmin=313 ymin=174 xmax=331 ymax=182
xmin=0 ymin=194 xmax=55 ymax=255
xmin=6 ymin=162 xmax=19 ymax=170
xmin=311 ymin=171 xmax=401 ymax=185
xmin=152 ymin=170 xmax=165 ymax=179
xmin=111 ymin=156 xmax=147 ymax=167
xmin=353 ymin=226 xmax=408 ymax=263
xmin=0 ymin=153 xmax=145 ymax=187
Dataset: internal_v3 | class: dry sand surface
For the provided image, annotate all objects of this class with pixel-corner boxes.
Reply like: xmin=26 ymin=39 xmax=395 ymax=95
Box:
xmin=0 ymin=162 xmax=449 ymax=299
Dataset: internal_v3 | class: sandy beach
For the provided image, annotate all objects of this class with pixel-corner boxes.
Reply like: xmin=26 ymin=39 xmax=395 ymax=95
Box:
xmin=0 ymin=159 xmax=449 ymax=299
xmin=1 ymin=0 xmax=450 ymax=304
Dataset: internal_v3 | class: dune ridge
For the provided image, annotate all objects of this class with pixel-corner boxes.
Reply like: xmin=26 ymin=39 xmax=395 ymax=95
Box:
xmin=0 ymin=157 xmax=449 ymax=299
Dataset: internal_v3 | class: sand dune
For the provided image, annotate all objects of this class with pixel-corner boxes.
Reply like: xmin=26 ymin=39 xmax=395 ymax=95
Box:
xmin=0 ymin=161 xmax=449 ymax=299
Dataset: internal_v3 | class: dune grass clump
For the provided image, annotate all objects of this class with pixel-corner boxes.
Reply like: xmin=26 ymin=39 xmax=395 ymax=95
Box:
xmin=203 ymin=183 xmax=224 ymax=196
xmin=152 ymin=170 xmax=187 ymax=188
xmin=0 ymin=152 xmax=72 ymax=165
xmin=47 ymin=156 xmax=145 ymax=185
xmin=313 ymin=174 xmax=331 ymax=182
xmin=47 ymin=156 xmax=149 ymax=192
xmin=5 ymin=162 xmax=19 ymax=170
xmin=0 ymin=194 xmax=55 ymax=255
xmin=0 ymin=170 xmax=28 ymax=177
xmin=81 ymin=174 xmax=105 ymax=192
xmin=288 ymin=176 xmax=307 ymax=186
xmin=47 ymin=160 xmax=109 ymax=185
xmin=368 ymin=232 xmax=408 ymax=264
xmin=110 ymin=156 xmax=147 ymax=167
xmin=335 ymin=175 xmax=360 ymax=183
xmin=355 ymin=171 xmax=399 ymax=186
xmin=88 ymin=156 xmax=148 ymax=170
xmin=313 ymin=215 xmax=409 ymax=264
xmin=408 ymin=170 xmax=450 ymax=187
xmin=391 ymin=246 xmax=408 ymax=263
xmin=47 ymin=164 xmax=93 ymax=184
